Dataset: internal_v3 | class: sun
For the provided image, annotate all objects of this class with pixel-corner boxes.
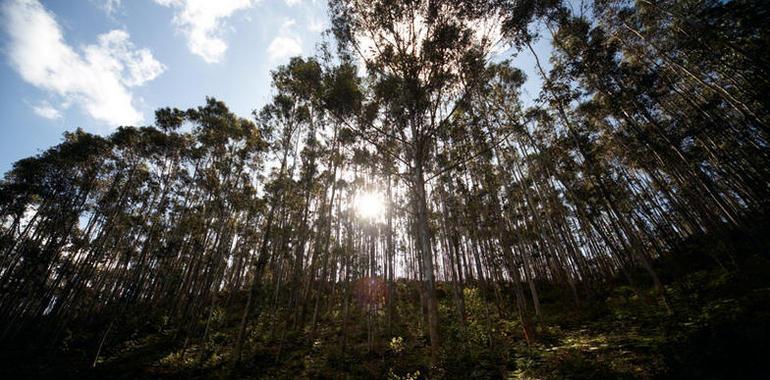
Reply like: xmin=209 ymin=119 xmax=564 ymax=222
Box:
xmin=353 ymin=191 xmax=386 ymax=220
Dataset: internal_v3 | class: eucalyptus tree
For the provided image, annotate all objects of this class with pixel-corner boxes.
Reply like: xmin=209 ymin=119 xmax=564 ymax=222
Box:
xmin=3 ymin=0 xmax=770 ymax=374
xmin=0 ymin=130 xmax=110 ymax=334
xmin=329 ymin=0 xmax=524 ymax=357
xmin=231 ymin=57 xmax=330 ymax=365
xmin=0 ymin=98 xmax=269 ymax=351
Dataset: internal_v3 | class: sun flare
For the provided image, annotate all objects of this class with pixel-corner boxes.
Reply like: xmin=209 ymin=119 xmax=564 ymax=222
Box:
xmin=353 ymin=191 xmax=386 ymax=220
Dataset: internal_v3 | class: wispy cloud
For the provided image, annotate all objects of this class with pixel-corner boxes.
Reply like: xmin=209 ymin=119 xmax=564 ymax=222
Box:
xmin=31 ymin=101 xmax=62 ymax=120
xmin=267 ymin=18 xmax=302 ymax=62
xmin=102 ymin=0 xmax=121 ymax=16
xmin=154 ymin=0 xmax=256 ymax=64
xmin=2 ymin=0 xmax=165 ymax=126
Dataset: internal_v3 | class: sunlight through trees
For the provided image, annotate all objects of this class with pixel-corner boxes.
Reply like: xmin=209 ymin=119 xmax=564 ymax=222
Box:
xmin=1 ymin=0 xmax=770 ymax=378
xmin=353 ymin=191 xmax=386 ymax=221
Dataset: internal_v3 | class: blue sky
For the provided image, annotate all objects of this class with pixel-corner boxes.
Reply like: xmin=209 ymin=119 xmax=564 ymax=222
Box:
xmin=0 ymin=0 xmax=551 ymax=174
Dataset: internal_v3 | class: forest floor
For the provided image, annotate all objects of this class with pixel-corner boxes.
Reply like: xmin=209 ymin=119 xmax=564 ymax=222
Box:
xmin=2 ymin=221 xmax=770 ymax=379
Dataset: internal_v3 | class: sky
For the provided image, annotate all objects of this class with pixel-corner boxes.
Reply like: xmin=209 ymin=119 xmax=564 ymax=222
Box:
xmin=0 ymin=0 xmax=551 ymax=174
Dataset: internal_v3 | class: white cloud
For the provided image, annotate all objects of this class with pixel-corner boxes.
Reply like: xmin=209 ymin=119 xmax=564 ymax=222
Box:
xmin=281 ymin=18 xmax=296 ymax=29
xmin=284 ymin=0 xmax=301 ymax=6
xmin=2 ymin=0 xmax=165 ymax=126
xmin=267 ymin=18 xmax=302 ymax=62
xmin=31 ymin=101 xmax=62 ymax=120
xmin=154 ymin=0 xmax=255 ymax=63
xmin=102 ymin=0 xmax=121 ymax=16
xmin=307 ymin=16 xmax=325 ymax=33
xmin=267 ymin=36 xmax=302 ymax=62
xmin=88 ymin=30 xmax=166 ymax=87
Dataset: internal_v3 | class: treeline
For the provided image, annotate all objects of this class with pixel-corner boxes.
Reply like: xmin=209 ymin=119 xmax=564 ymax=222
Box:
xmin=1 ymin=0 xmax=769 ymax=368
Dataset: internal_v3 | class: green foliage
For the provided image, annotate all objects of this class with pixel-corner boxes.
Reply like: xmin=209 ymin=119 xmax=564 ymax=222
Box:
xmin=387 ymin=368 xmax=421 ymax=380
xmin=389 ymin=336 xmax=406 ymax=354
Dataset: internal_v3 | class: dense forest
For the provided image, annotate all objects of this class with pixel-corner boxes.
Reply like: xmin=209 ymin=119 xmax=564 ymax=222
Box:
xmin=1 ymin=0 xmax=770 ymax=378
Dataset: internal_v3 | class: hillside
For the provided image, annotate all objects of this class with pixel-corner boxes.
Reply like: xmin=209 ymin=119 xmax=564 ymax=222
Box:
xmin=2 ymin=218 xmax=769 ymax=379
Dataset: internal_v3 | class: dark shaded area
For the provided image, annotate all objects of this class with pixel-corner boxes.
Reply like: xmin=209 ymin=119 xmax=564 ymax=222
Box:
xmin=1 ymin=216 xmax=768 ymax=379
